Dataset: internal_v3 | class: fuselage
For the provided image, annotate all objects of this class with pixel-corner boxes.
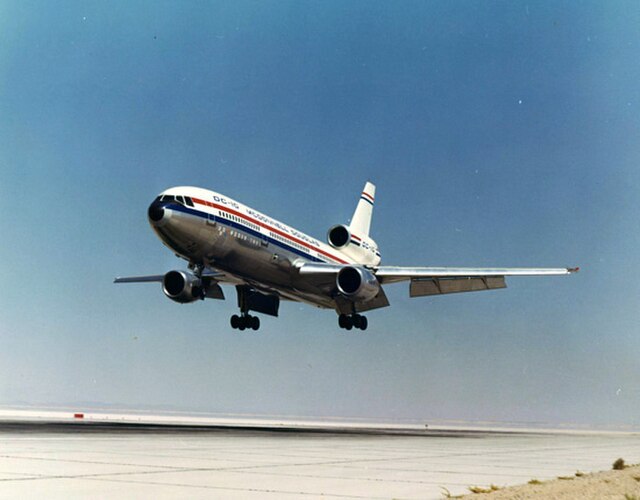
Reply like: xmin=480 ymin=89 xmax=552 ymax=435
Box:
xmin=147 ymin=186 xmax=380 ymax=309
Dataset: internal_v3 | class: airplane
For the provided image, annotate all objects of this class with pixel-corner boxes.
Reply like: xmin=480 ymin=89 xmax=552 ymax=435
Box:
xmin=115 ymin=182 xmax=578 ymax=331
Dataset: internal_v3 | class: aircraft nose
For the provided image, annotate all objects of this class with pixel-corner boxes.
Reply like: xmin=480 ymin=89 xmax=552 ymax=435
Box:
xmin=148 ymin=200 xmax=165 ymax=223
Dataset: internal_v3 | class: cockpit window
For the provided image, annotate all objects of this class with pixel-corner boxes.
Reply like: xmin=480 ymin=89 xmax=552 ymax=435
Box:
xmin=159 ymin=194 xmax=192 ymax=206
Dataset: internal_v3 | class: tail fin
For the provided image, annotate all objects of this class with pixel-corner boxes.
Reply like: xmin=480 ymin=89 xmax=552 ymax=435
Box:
xmin=350 ymin=181 xmax=375 ymax=237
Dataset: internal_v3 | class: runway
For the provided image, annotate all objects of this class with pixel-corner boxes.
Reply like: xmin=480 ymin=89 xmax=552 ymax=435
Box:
xmin=0 ymin=422 xmax=638 ymax=499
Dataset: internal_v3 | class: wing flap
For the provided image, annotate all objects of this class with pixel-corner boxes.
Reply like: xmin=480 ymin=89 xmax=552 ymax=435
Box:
xmin=334 ymin=287 xmax=390 ymax=314
xmin=205 ymin=282 xmax=225 ymax=300
xmin=410 ymin=276 xmax=506 ymax=297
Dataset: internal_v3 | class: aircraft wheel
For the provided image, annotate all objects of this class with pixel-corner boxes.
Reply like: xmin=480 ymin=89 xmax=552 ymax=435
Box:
xmin=238 ymin=316 xmax=247 ymax=331
xmin=338 ymin=314 xmax=348 ymax=329
xmin=231 ymin=315 xmax=240 ymax=329
xmin=251 ymin=316 xmax=260 ymax=331
xmin=352 ymin=314 xmax=362 ymax=329
xmin=360 ymin=316 xmax=368 ymax=331
xmin=344 ymin=315 xmax=354 ymax=330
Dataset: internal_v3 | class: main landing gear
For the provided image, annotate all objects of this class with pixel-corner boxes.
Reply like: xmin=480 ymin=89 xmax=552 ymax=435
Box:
xmin=229 ymin=285 xmax=279 ymax=332
xmin=231 ymin=314 xmax=260 ymax=331
xmin=338 ymin=314 xmax=368 ymax=331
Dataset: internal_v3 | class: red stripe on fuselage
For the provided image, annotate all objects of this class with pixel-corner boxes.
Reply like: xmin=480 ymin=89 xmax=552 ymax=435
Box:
xmin=191 ymin=197 xmax=349 ymax=264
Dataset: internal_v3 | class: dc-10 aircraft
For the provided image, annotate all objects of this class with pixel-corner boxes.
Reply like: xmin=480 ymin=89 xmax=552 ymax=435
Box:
xmin=115 ymin=182 xmax=577 ymax=331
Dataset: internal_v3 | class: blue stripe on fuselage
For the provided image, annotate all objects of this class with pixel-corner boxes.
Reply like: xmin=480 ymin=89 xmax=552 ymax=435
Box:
xmin=165 ymin=203 xmax=326 ymax=263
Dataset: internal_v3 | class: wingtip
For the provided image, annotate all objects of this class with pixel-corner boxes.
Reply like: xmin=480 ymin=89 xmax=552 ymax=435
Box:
xmin=568 ymin=267 xmax=580 ymax=273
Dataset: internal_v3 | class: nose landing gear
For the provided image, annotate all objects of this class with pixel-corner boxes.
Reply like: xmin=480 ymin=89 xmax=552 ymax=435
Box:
xmin=338 ymin=314 xmax=368 ymax=331
xmin=231 ymin=314 xmax=260 ymax=331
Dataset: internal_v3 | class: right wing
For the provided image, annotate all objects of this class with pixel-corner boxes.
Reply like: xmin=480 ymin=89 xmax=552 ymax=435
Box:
xmin=114 ymin=270 xmax=228 ymax=300
xmin=114 ymin=270 xmax=227 ymax=284
xmin=114 ymin=275 xmax=165 ymax=283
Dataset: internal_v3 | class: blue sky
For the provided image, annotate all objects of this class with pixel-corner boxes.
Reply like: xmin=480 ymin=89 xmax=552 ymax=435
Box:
xmin=1 ymin=1 xmax=639 ymax=427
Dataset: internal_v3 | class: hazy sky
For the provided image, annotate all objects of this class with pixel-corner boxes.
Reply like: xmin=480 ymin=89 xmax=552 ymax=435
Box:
xmin=1 ymin=1 xmax=639 ymax=427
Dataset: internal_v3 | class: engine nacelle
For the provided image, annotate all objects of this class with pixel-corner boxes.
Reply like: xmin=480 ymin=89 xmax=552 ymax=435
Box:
xmin=327 ymin=224 xmax=381 ymax=266
xmin=327 ymin=224 xmax=351 ymax=249
xmin=336 ymin=266 xmax=380 ymax=302
xmin=162 ymin=270 xmax=203 ymax=303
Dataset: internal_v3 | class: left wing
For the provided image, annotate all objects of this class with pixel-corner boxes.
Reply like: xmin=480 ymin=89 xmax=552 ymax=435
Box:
xmin=375 ymin=265 xmax=578 ymax=297
xmin=297 ymin=262 xmax=578 ymax=299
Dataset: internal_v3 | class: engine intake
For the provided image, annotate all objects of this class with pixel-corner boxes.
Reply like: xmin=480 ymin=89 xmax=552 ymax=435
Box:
xmin=336 ymin=266 xmax=380 ymax=302
xmin=327 ymin=224 xmax=351 ymax=249
xmin=162 ymin=270 xmax=203 ymax=303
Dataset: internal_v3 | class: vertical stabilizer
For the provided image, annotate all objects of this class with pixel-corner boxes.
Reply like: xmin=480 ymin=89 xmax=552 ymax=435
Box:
xmin=350 ymin=181 xmax=376 ymax=237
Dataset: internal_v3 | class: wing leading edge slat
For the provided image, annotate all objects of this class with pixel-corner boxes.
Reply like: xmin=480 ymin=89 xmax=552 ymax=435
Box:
xmin=375 ymin=266 xmax=578 ymax=284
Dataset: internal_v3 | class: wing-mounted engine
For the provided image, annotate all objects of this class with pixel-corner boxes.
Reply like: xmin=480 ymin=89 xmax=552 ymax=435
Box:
xmin=327 ymin=224 xmax=381 ymax=266
xmin=162 ymin=270 xmax=204 ymax=303
xmin=162 ymin=270 xmax=225 ymax=303
xmin=336 ymin=266 xmax=380 ymax=302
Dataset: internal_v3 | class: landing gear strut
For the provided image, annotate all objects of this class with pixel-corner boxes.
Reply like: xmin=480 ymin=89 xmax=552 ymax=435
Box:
xmin=338 ymin=314 xmax=368 ymax=331
xmin=231 ymin=314 xmax=260 ymax=331
xmin=186 ymin=263 xmax=207 ymax=300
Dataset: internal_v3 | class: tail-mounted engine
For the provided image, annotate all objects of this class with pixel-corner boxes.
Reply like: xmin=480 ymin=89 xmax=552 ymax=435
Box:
xmin=162 ymin=270 xmax=203 ymax=303
xmin=327 ymin=225 xmax=381 ymax=266
xmin=327 ymin=224 xmax=351 ymax=249
xmin=336 ymin=266 xmax=380 ymax=302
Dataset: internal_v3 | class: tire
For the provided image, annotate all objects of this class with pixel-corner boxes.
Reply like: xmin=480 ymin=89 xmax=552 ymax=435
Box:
xmin=230 ymin=315 xmax=240 ymax=329
xmin=338 ymin=314 xmax=348 ymax=329
xmin=251 ymin=316 xmax=260 ymax=330
xmin=360 ymin=316 xmax=368 ymax=331
xmin=238 ymin=316 xmax=246 ymax=331
xmin=352 ymin=315 xmax=362 ymax=329
xmin=344 ymin=314 xmax=354 ymax=330
xmin=344 ymin=315 xmax=354 ymax=330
